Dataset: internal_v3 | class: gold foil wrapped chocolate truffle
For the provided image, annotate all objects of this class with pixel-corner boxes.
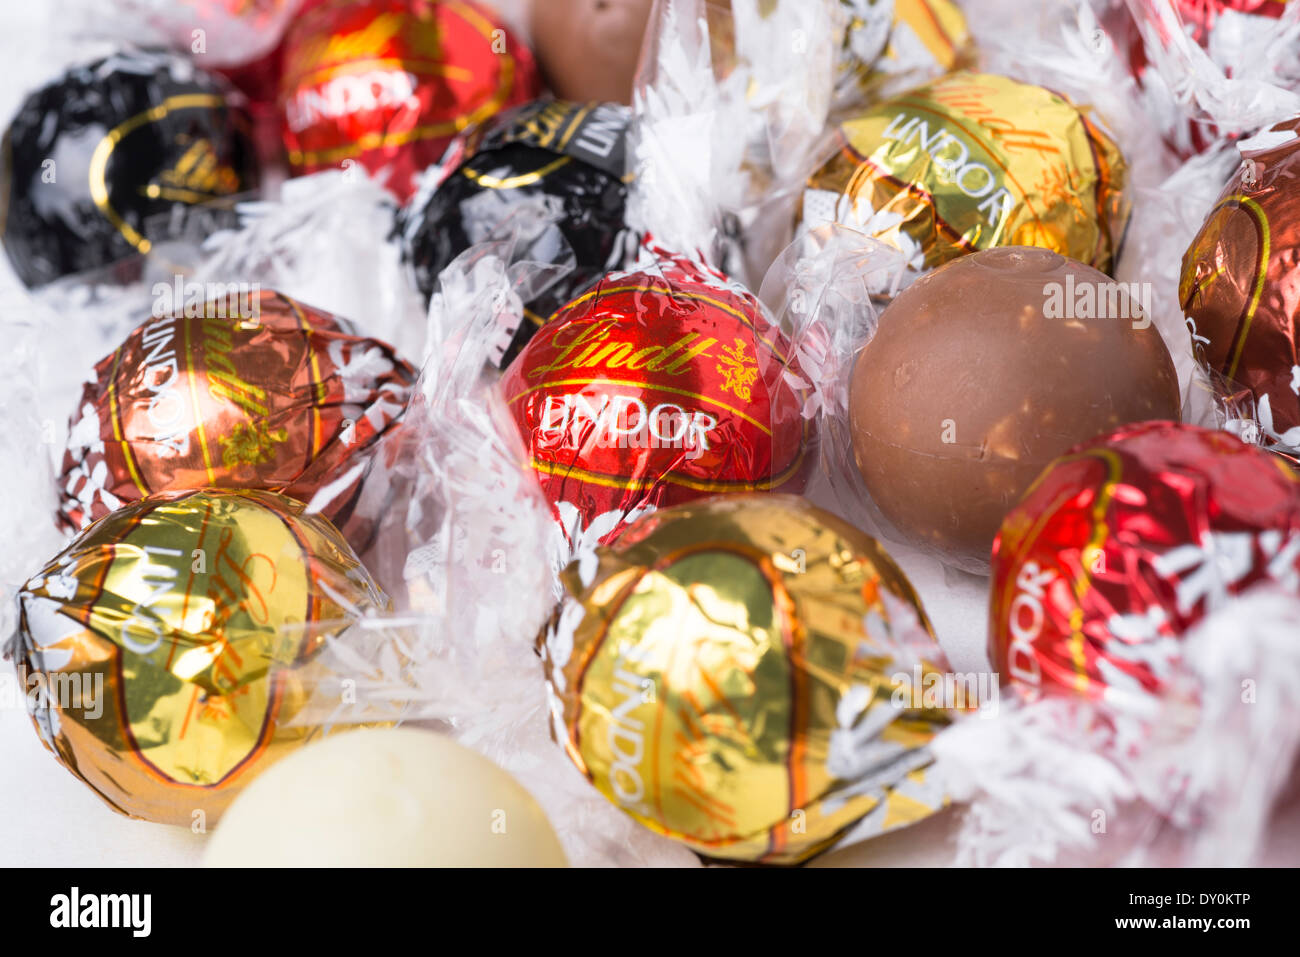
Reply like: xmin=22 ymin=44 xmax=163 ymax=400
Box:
xmin=804 ymin=71 xmax=1129 ymax=276
xmin=540 ymin=493 xmax=952 ymax=865
xmin=10 ymin=489 xmax=387 ymax=827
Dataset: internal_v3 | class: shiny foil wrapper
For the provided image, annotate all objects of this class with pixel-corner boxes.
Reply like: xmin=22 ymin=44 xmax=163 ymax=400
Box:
xmin=804 ymin=71 xmax=1129 ymax=275
xmin=1181 ymin=121 xmax=1300 ymax=446
xmin=400 ymin=98 xmax=637 ymax=368
xmin=59 ymin=289 xmax=415 ymax=549
xmin=500 ymin=251 xmax=813 ymax=548
xmin=541 ymin=494 xmax=952 ymax=864
xmin=989 ymin=422 xmax=1300 ymax=715
xmin=279 ymin=0 xmax=540 ymax=201
xmin=11 ymin=488 xmax=388 ymax=826
xmin=1 ymin=50 xmax=258 ymax=288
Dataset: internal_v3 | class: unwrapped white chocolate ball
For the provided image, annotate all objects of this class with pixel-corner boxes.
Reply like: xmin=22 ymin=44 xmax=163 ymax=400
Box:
xmin=203 ymin=728 xmax=567 ymax=867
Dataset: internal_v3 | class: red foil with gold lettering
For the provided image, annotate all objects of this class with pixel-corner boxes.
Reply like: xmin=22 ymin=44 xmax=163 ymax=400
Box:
xmin=989 ymin=421 xmax=1300 ymax=717
xmin=58 ymin=289 xmax=415 ymax=548
xmin=1181 ymin=120 xmax=1300 ymax=447
xmin=279 ymin=0 xmax=540 ymax=200
xmin=500 ymin=249 xmax=813 ymax=548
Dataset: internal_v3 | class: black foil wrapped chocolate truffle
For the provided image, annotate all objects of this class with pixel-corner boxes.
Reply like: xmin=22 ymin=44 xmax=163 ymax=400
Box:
xmin=1 ymin=50 xmax=259 ymax=288
xmin=398 ymin=98 xmax=637 ymax=368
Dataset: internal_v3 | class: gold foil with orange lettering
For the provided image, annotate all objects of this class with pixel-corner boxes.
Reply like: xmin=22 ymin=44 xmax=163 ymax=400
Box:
xmin=540 ymin=494 xmax=953 ymax=865
xmin=11 ymin=489 xmax=387 ymax=826
xmin=805 ymin=71 xmax=1129 ymax=275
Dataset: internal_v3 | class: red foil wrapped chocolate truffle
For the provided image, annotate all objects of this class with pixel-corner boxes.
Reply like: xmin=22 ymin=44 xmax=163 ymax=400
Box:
xmin=59 ymin=288 xmax=415 ymax=547
xmin=279 ymin=0 xmax=540 ymax=201
xmin=500 ymin=249 xmax=813 ymax=547
xmin=848 ymin=246 xmax=1181 ymax=572
xmin=989 ymin=421 xmax=1300 ymax=713
xmin=1181 ymin=121 xmax=1300 ymax=448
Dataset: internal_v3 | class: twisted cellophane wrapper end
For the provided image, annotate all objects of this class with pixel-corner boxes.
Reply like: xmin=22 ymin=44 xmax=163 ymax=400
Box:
xmin=631 ymin=0 xmax=840 ymax=286
xmin=1121 ymin=0 xmax=1300 ymax=143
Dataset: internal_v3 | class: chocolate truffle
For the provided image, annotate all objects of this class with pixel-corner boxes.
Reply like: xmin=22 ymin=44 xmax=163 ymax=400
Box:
xmin=848 ymin=246 xmax=1181 ymax=573
xmin=528 ymin=0 xmax=655 ymax=104
xmin=1 ymin=50 xmax=257 ymax=288
xmin=1181 ymin=120 xmax=1300 ymax=446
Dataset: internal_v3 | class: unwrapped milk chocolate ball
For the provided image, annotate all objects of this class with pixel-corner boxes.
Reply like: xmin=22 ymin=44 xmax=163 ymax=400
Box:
xmin=529 ymin=0 xmax=654 ymax=104
xmin=848 ymin=246 xmax=1180 ymax=572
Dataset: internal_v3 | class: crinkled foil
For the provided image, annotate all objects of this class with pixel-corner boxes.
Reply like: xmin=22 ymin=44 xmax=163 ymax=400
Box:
xmin=805 ymin=70 xmax=1129 ymax=275
xmin=500 ymin=250 xmax=812 ymax=549
xmin=279 ymin=0 xmax=540 ymax=201
xmin=400 ymin=98 xmax=638 ymax=368
xmin=989 ymin=422 xmax=1300 ymax=717
xmin=540 ymin=494 xmax=952 ymax=865
xmin=1181 ymin=120 xmax=1300 ymax=447
xmin=59 ymin=289 xmax=415 ymax=549
xmin=12 ymin=489 xmax=388 ymax=826
xmin=1 ymin=50 xmax=257 ymax=288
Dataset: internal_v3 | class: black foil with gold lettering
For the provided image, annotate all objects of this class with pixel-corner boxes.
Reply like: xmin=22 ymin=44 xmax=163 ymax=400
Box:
xmin=398 ymin=98 xmax=637 ymax=368
xmin=1 ymin=50 xmax=259 ymax=288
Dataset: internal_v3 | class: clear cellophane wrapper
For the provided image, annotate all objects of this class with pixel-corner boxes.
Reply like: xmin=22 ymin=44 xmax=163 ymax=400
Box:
xmin=631 ymin=0 xmax=842 ymax=289
xmin=266 ymin=239 xmax=707 ymax=866
xmin=929 ymin=584 xmax=1300 ymax=866
xmin=1115 ymin=0 xmax=1300 ymax=153
xmin=832 ymin=0 xmax=974 ymax=116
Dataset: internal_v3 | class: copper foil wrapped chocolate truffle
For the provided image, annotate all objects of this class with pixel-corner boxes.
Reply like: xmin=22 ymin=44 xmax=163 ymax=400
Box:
xmin=59 ymin=289 xmax=415 ymax=548
xmin=11 ymin=488 xmax=388 ymax=826
xmin=1 ymin=50 xmax=258 ymax=288
xmin=541 ymin=493 xmax=953 ymax=864
xmin=279 ymin=0 xmax=540 ymax=201
xmin=529 ymin=0 xmax=654 ymax=104
xmin=1181 ymin=120 xmax=1300 ymax=448
xmin=849 ymin=246 xmax=1181 ymax=572
xmin=400 ymin=98 xmax=637 ymax=368
xmin=804 ymin=71 xmax=1128 ymax=276
xmin=989 ymin=422 xmax=1300 ymax=714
